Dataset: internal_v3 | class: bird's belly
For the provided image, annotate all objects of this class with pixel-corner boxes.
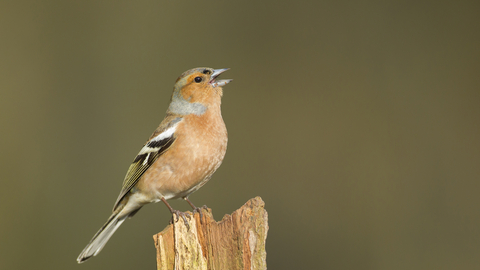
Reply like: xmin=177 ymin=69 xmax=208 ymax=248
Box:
xmin=138 ymin=131 xmax=227 ymax=201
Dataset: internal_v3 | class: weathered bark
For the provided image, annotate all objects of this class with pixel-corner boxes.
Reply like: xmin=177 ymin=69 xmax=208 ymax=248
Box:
xmin=153 ymin=196 xmax=268 ymax=270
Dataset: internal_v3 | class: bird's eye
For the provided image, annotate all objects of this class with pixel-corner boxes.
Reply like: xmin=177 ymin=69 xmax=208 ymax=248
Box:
xmin=194 ymin=76 xmax=203 ymax=83
xmin=202 ymin=69 xmax=211 ymax=75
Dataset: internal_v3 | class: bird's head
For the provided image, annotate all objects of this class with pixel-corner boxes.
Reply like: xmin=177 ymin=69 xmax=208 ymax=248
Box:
xmin=168 ymin=67 xmax=232 ymax=115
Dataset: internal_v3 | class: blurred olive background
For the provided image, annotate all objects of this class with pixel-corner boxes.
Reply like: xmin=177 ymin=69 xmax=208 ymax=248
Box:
xmin=1 ymin=0 xmax=479 ymax=269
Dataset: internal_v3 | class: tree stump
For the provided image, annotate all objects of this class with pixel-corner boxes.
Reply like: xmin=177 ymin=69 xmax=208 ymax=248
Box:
xmin=153 ymin=196 xmax=268 ymax=270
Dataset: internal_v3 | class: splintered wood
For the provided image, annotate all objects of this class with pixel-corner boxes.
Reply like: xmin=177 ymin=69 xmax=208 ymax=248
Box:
xmin=153 ymin=197 xmax=268 ymax=270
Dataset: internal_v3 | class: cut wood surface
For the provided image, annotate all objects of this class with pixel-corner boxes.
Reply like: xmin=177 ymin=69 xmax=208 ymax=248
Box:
xmin=153 ymin=196 xmax=268 ymax=270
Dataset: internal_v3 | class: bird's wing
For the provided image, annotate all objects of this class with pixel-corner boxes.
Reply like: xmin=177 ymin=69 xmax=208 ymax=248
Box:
xmin=113 ymin=120 xmax=180 ymax=210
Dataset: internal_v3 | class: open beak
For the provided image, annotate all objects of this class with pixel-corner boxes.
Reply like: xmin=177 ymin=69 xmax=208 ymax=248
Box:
xmin=210 ymin=68 xmax=232 ymax=88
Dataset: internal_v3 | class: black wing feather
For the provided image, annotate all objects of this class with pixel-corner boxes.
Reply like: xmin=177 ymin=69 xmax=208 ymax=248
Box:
xmin=113 ymin=135 xmax=175 ymax=210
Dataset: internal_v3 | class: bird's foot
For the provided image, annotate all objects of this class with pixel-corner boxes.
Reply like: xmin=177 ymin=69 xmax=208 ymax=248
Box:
xmin=192 ymin=205 xmax=208 ymax=223
xmin=162 ymin=197 xmax=191 ymax=230
xmin=172 ymin=210 xmax=191 ymax=230
xmin=184 ymin=197 xmax=208 ymax=223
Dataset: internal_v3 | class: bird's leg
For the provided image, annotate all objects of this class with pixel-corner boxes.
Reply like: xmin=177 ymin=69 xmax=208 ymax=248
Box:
xmin=184 ymin=197 xmax=207 ymax=222
xmin=184 ymin=197 xmax=198 ymax=210
xmin=161 ymin=197 xmax=190 ymax=230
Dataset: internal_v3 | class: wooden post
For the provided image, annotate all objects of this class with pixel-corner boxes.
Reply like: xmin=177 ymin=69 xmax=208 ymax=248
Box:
xmin=153 ymin=196 xmax=268 ymax=270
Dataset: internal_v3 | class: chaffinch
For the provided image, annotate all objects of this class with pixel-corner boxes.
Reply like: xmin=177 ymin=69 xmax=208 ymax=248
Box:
xmin=77 ymin=67 xmax=231 ymax=263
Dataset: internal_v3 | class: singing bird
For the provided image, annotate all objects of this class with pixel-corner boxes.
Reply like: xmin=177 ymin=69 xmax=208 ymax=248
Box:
xmin=77 ymin=67 xmax=231 ymax=263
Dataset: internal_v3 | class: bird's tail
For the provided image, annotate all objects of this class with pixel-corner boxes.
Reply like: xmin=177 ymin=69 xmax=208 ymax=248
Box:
xmin=77 ymin=210 xmax=127 ymax=263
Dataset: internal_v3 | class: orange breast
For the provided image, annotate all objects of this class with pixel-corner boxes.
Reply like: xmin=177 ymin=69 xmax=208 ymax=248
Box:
xmin=137 ymin=108 xmax=227 ymax=201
